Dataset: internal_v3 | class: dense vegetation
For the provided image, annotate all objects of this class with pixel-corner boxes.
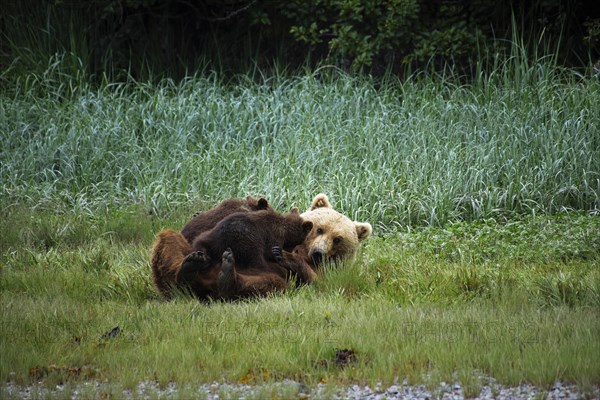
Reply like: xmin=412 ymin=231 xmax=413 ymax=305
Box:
xmin=2 ymin=0 xmax=599 ymax=79
xmin=1 ymin=2 xmax=599 ymax=396
xmin=1 ymin=51 xmax=599 ymax=231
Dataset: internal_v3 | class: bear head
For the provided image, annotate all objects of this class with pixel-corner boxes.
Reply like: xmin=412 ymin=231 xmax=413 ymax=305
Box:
xmin=299 ymin=193 xmax=372 ymax=266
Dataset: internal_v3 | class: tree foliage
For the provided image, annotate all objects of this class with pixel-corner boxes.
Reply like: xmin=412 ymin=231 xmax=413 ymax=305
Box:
xmin=1 ymin=0 xmax=599 ymax=79
xmin=281 ymin=0 xmax=419 ymax=70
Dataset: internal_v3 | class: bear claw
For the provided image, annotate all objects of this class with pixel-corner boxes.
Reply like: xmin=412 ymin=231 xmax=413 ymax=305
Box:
xmin=220 ymin=248 xmax=235 ymax=279
xmin=178 ymin=251 xmax=211 ymax=283
xmin=180 ymin=251 xmax=211 ymax=271
xmin=272 ymin=246 xmax=283 ymax=262
xmin=218 ymin=248 xmax=236 ymax=298
xmin=221 ymin=248 xmax=234 ymax=264
xmin=183 ymin=250 xmax=210 ymax=266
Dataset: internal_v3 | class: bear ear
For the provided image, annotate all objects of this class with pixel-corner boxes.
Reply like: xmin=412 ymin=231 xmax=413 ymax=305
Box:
xmin=290 ymin=207 xmax=299 ymax=214
xmin=355 ymin=222 xmax=372 ymax=242
xmin=302 ymin=220 xmax=314 ymax=233
xmin=310 ymin=193 xmax=332 ymax=210
xmin=257 ymin=197 xmax=269 ymax=209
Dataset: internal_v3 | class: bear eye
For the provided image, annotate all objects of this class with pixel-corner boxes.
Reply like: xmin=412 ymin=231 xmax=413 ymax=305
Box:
xmin=333 ymin=236 xmax=342 ymax=245
xmin=316 ymin=228 xmax=324 ymax=235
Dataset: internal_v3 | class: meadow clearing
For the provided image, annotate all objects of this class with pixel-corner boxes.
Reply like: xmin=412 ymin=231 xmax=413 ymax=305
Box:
xmin=1 ymin=56 xmax=599 ymax=398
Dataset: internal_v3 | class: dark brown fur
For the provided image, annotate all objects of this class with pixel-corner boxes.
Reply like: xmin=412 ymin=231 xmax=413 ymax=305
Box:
xmin=185 ymin=209 xmax=312 ymax=300
xmin=150 ymin=197 xmax=316 ymax=300
xmin=181 ymin=196 xmax=270 ymax=242
xmin=191 ymin=210 xmax=312 ymax=267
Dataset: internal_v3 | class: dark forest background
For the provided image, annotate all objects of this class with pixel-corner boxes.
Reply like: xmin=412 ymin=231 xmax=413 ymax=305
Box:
xmin=2 ymin=0 xmax=600 ymax=81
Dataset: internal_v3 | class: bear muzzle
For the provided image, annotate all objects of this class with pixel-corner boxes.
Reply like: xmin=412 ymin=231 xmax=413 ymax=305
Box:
xmin=309 ymin=249 xmax=325 ymax=265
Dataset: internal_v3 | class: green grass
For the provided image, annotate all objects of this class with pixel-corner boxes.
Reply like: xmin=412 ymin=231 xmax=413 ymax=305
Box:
xmin=1 ymin=56 xmax=599 ymax=395
xmin=1 ymin=207 xmax=599 ymax=393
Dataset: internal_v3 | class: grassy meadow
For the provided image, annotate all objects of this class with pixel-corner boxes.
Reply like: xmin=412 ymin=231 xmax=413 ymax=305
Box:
xmin=1 ymin=55 xmax=600 ymax=397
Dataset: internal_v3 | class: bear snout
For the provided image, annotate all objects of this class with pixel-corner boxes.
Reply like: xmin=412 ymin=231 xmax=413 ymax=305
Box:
xmin=310 ymin=249 xmax=325 ymax=265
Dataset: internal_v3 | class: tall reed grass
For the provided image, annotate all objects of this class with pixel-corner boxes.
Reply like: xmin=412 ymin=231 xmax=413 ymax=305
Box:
xmin=1 ymin=55 xmax=599 ymax=229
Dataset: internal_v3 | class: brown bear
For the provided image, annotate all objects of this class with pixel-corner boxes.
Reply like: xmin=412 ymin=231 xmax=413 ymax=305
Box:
xmin=149 ymin=194 xmax=372 ymax=300
xmin=180 ymin=245 xmax=314 ymax=300
xmin=182 ymin=209 xmax=313 ymax=299
xmin=190 ymin=209 xmax=312 ymax=266
xmin=151 ymin=196 xmax=271 ymax=299
xmin=181 ymin=196 xmax=270 ymax=242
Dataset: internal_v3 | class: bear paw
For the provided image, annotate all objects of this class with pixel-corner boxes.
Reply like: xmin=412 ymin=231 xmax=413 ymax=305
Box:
xmin=272 ymin=246 xmax=283 ymax=262
xmin=179 ymin=251 xmax=212 ymax=281
xmin=218 ymin=248 xmax=237 ymax=298
xmin=220 ymin=248 xmax=236 ymax=278
xmin=183 ymin=250 xmax=211 ymax=267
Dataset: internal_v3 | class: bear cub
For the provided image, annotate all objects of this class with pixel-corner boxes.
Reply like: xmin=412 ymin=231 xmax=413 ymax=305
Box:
xmin=181 ymin=196 xmax=271 ymax=243
xmin=190 ymin=208 xmax=313 ymax=268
